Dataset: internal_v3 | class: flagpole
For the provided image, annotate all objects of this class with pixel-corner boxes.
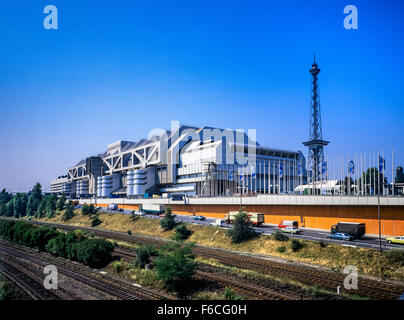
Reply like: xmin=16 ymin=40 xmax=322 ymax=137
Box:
xmin=382 ymin=150 xmax=385 ymax=196
xmin=377 ymin=152 xmax=382 ymax=251
xmin=392 ymin=148 xmax=394 ymax=196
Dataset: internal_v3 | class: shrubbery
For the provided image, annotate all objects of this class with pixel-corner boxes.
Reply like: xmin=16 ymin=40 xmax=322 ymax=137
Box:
xmin=223 ymin=287 xmax=243 ymax=300
xmin=290 ymin=239 xmax=304 ymax=252
xmin=154 ymin=243 xmax=197 ymax=295
xmin=0 ymin=220 xmax=114 ymax=268
xmin=385 ymin=249 xmax=404 ymax=266
xmin=91 ymin=215 xmax=102 ymax=227
xmin=172 ymin=223 xmax=192 ymax=241
xmin=277 ymin=245 xmax=286 ymax=253
xmin=227 ymin=210 xmax=257 ymax=244
xmin=160 ymin=207 xmax=176 ymax=231
xmin=62 ymin=201 xmax=75 ymax=221
xmin=82 ymin=204 xmax=96 ymax=216
xmin=273 ymin=231 xmax=289 ymax=242
xmin=133 ymin=245 xmax=157 ymax=269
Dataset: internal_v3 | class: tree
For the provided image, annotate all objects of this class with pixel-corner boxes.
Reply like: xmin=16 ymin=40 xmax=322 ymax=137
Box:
xmin=62 ymin=201 xmax=75 ymax=221
xmin=26 ymin=183 xmax=42 ymax=216
xmin=12 ymin=193 xmax=28 ymax=218
xmin=160 ymin=207 xmax=176 ymax=231
xmin=154 ymin=243 xmax=197 ymax=295
xmin=172 ymin=223 xmax=192 ymax=241
xmin=227 ymin=209 xmax=257 ymax=244
xmin=0 ymin=189 xmax=13 ymax=217
xmin=35 ymin=197 xmax=47 ymax=218
xmin=56 ymin=193 xmax=66 ymax=211
xmin=0 ymin=189 xmax=12 ymax=204
xmin=356 ymin=167 xmax=387 ymax=195
xmin=45 ymin=194 xmax=58 ymax=218
xmin=75 ymin=238 xmax=114 ymax=268
xmin=133 ymin=245 xmax=157 ymax=268
xmin=395 ymin=166 xmax=404 ymax=184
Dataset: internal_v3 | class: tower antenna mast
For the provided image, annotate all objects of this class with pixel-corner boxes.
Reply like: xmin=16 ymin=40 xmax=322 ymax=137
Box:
xmin=303 ymin=55 xmax=329 ymax=188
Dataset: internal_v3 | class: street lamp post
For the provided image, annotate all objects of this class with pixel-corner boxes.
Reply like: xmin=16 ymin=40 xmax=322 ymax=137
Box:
xmin=237 ymin=186 xmax=245 ymax=211
xmin=378 ymin=178 xmax=382 ymax=252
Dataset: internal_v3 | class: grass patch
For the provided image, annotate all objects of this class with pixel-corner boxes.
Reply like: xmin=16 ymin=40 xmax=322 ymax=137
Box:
xmin=31 ymin=212 xmax=404 ymax=281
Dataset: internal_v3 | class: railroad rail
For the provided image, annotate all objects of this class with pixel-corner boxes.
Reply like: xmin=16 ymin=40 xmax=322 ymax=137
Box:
xmin=114 ymin=246 xmax=316 ymax=300
xmin=0 ymin=261 xmax=60 ymax=300
xmin=0 ymin=240 xmax=172 ymax=300
xmin=17 ymin=219 xmax=404 ymax=300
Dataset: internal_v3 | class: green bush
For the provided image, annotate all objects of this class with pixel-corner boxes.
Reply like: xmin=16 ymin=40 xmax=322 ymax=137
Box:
xmin=223 ymin=287 xmax=243 ymax=300
xmin=75 ymin=238 xmax=114 ymax=268
xmin=91 ymin=215 xmax=102 ymax=227
xmin=133 ymin=245 xmax=157 ymax=268
xmin=172 ymin=223 xmax=192 ymax=241
xmin=82 ymin=204 xmax=96 ymax=216
xmin=273 ymin=231 xmax=289 ymax=242
xmin=0 ymin=281 xmax=15 ymax=300
xmin=154 ymin=243 xmax=196 ymax=295
xmin=319 ymin=241 xmax=327 ymax=248
xmin=290 ymin=239 xmax=304 ymax=252
xmin=385 ymin=249 xmax=404 ymax=266
xmin=127 ymin=230 xmax=132 ymax=235
xmin=277 ymin=245 xmax=286 ymax=253
xmin=160 ymin=207 xmax=176 ymax=231
xmin=62 ymin=201 xmax=75 ymax=221
xmin=0 ymin=220 xmax=113 ymax=268
xmin=113 ymin=261 xmax=123 ymax=273
xmin=227 ymin=210 xmax=257 ymax=244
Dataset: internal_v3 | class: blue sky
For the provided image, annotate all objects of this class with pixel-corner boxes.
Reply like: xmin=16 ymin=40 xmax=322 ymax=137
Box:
xmin=0 ymin=0 xmax=403 ymax=191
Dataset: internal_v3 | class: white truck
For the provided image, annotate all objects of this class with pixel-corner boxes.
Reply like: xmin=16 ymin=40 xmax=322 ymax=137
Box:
xmin=141 ymin=203 xmax=166 ymax=214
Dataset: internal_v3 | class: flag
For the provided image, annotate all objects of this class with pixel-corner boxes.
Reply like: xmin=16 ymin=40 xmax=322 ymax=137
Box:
xmin=252 ymin=166 xmax=256 ymax=179
xmin=348 ymin=160 xmax=355 ymax=175
xmin=229 ymin=170 xmax=233 ymax=181
xmin=322 ymin=161 xmax=327 ymax=179
xmin=378 ymin=156 xmax=385 ymax=172
xmin=297 ymin=162 xmax=302 ymax=177
xmin=279 ymin=164 xmax=283 ymax=179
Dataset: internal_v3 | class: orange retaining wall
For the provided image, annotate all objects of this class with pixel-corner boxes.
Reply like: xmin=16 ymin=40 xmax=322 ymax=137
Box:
xmin=91 ymin=202 xmax=404 ymax=236
xmin=169 ymin=204 xmax=404 ymax=236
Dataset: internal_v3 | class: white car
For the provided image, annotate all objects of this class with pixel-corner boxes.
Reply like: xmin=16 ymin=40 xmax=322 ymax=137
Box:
xmin=133 ymin=210 xmax=145 ymax=216
xmin=211 ymin=219 xmax=225 ymax=227
xmin=279 ymin=226 xmax=302 ymax=234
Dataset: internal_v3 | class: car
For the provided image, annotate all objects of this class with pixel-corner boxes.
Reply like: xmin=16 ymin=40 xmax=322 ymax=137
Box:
xmin=132 ymin=210 xmax=145 ymax=216
xmin=327 ymin=233 xmax=353 ymax=241
xmin=211 ymin=219 xmax=225 ymax=227
xmin=159 ymin=214 xmax=166 ymax=217
xmin=386 ymin=236 xmax=404 ymax=245
xmin=279 ymin=226 xmax=302 ymax=234
xmin=193 ymin=215 xmax=206 ymax=221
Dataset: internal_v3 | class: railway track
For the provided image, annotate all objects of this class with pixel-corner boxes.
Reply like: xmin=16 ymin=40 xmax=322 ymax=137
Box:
xmin=0 ymin=240 xmax=173 ymax=300
xmin=0 ymin=261 xmax=60 ymax=300
xmin=114 ymin=246 xmax=340 ymax=300
xmin=20 ymin=219 xmax=404 ymax=300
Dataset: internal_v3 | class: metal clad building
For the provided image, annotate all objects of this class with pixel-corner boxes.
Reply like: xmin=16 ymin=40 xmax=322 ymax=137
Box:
xmin=50 ymin=125 xmax=307 ymax=198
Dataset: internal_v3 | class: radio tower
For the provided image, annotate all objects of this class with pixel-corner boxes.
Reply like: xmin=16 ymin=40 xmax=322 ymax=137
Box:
xmin=303 ymin=54 xmax=329 ymax=184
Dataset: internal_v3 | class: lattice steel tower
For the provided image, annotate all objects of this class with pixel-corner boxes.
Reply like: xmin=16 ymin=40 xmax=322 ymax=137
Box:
xmin=303 ymin=55 xmax=329 ymax=183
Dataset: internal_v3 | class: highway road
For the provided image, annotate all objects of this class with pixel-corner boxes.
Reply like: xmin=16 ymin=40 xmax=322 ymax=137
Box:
xmin=99 ymin=208 xmax=404 ymax=251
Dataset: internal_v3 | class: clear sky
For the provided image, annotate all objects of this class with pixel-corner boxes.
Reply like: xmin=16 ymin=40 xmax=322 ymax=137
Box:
xmin=0 ymin=0 xmax=403 ymax=191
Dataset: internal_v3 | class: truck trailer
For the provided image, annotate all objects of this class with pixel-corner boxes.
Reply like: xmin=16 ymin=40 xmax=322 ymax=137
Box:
xmin=331 ymin=222 xmax=366 ymax=238
xmin=225 ymin=211 xmax=265 ymax=226
xmin=141 ymin=203 xmax=166 ymax=214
